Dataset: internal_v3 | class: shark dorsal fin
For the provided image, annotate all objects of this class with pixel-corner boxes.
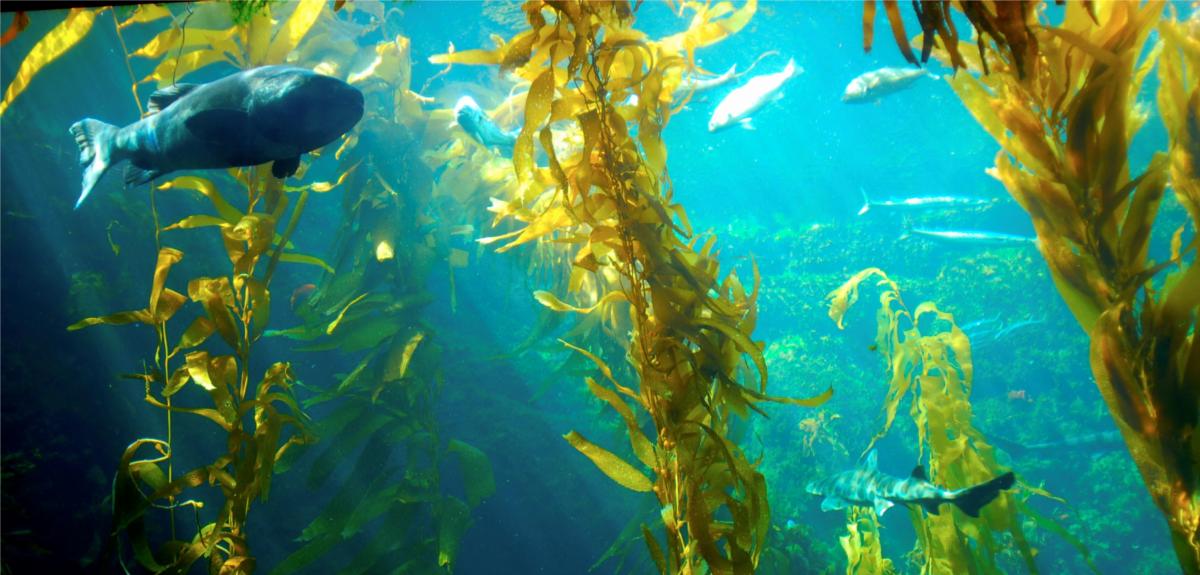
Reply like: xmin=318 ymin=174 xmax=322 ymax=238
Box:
xmin=148 ymin=83 xmax=200 ymax=115
xmin=862 ymin=449 xmax=878 ymax=471
xmin=911 ymin=465 xmax=928 ymax=481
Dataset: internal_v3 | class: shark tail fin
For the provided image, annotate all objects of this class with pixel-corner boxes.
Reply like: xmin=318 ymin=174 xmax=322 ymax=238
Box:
xmin=899 ymin=217 xmax=913 ymax=241
xmin=952 ymin=471 xmax=1015 ymax=518
xmin=858 ymin=188 xmax=871 ymax=216
xmin=70 ymin=119 xmax=119 ymax=209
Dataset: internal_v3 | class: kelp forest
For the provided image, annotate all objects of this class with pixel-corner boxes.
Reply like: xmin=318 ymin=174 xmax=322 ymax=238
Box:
xmin=0 ymin=1 xmax=1196 ymax=574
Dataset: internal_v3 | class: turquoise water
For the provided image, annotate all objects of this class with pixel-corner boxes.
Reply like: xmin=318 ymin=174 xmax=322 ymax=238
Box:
xmin=0 ymin=2 xmax=1185 ymax=574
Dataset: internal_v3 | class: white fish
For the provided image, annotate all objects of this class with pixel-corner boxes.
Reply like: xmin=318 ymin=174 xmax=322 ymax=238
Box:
xmin=904 ymin=226 xmax=1037 ymax=247
xmin=707 ymin=59 xmax=801 ymax=132
xmin=858 ymin=188 xmax=997 ymax=216
xmin=842 ymin=67 xmax=937 ymax=103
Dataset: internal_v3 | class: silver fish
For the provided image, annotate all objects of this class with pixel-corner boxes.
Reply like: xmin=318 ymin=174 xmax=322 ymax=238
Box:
xmin=842 ymin=67 xmax=937 ymax=103
xmin=858 ymin=188 xmax=997 ymax=216
xmin=805 ymin=449 xmax=1015 ymax=517
xmin=70 ymin=66 xmax=364 ymax=209
xmin=674 ymin=64 xmax=737 ymax=98
xmin=708 ymin=59 xmax=801 ymax=132
xmin=904 ymin=226 xmax=1037 ymax=247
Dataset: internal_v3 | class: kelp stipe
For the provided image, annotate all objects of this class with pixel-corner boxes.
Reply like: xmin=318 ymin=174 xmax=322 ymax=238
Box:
xmin=827 ymin=269 xmax=1097 ymax=574
xmin=435 ymin=2 xmax=831 ymax=572
xmin=61 ymin=3 xmax=343 ymax=572
xmin=867 ymin=1 xmax=1199 ymax=569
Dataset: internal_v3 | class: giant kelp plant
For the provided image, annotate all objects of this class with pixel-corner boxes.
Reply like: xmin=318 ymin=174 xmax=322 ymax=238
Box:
xmin=863 ymin=1 xmax=1199 ymax=570
xmin=434 ymin=1 xmax=830 ymax=573
xmin=263 ymin=22 xmax=497 ymax=572
xmin=58 ymin=3 xmax=336 ymax=571
xmin=827 ymin=268 xmax=1095 ymax=574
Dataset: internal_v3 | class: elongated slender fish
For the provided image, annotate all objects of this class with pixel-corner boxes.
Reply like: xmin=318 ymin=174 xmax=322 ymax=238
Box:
xmin=674 ymin=64 xmax=737 ymax=98
xmin=858 ymin=188 xmax=996 ymax=216
xmin=904 ymin=226 xmax=1037 ymax=247
xmin=992 ymin=430 xmax=1124 ymax=455
xmin=708 ymin=59 xmax=801 ymax=132
xmin=454 ymin=95 xmax=518 ymax=149
xmin=842 ymin=67 xmax=937 ymax=103
xmin=70 ymin=66 xmax=363 ymax=209
xmin=806 ymin=450 xmax=1015 ymax=517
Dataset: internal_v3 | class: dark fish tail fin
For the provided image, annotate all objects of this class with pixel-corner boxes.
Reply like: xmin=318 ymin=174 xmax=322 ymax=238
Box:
xmin=953 ymin=471 xmax=1015 ymax=518
xmin=70 ymin=119 xmax=119 ymax=209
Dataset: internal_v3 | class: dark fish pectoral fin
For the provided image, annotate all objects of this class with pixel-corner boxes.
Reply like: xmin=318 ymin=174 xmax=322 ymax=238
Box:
xmin=124 ymin=165 xmax=165 ymax=187
xmin=272 ymin=156 xmax=301 ymax=179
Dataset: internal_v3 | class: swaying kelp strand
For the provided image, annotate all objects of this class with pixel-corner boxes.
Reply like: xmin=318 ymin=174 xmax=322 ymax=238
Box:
xmin=827 ymin=269 xmax=1097 ymax=574
xmin=434 ymin=2 xmax=830 ymax=572
xmin=878 ymin=1 xmax=1200 ymax=569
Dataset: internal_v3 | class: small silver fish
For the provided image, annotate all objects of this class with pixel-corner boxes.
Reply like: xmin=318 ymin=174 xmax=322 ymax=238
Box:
xmin=843 ymin=67 xmax=937 ymax=103
xmin=674 ymin=64 xmax=737 ymax=98
xmin=858 ymin=188 xmax=996 ymax=216
xmin=905 ymin=226 xmax=1037 ymax=247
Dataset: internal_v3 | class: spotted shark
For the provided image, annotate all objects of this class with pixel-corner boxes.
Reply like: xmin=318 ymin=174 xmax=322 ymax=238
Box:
xmin=805 ymin=450 xmax=1015 ymax=517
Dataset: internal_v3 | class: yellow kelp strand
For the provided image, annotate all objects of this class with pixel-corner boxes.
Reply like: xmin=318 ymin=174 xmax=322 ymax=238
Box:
xmin=1 ymin=8 xmax=99 ymax=117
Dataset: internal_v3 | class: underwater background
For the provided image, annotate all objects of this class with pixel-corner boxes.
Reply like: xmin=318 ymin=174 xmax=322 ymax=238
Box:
xmin=1 ymin=1 xmax=1195 ymax=574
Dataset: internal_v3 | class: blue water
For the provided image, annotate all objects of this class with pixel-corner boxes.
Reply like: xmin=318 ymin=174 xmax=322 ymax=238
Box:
xmin=0 ymin=2 xmax=1185 ymax=574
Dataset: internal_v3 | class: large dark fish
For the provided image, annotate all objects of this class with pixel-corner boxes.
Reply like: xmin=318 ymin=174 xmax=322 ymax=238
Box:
xmin=453 ymin=95 xmax=517 ymax=149
xmin=70 ymin=65 xmax=364 ymax=209
xmin=806 ymin=449 xmax=1015 ymax=517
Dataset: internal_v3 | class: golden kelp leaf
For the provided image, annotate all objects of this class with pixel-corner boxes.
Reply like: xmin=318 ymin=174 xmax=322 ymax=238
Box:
xmin=162 ymin=366 xmax=190 ymax=398
xmin=266 ymin=0 xmax=324 ymax=64
xmin=152 ymin=289 xmax=187 ymax=324
xmin=559 ymin=339 xmax=636 ymax=398
xmin=515 ymin=68 xmax=555 ymax=180
xmin=585 ymin=378 xmax=655 ymax=468
xmin=67 ymin=309 xmax=153 ymax=331
xmin=131 ymin=27 xmax=238 ymax=60
xmin=327 ymin=292 xmax=368 ymax=335
xmin=158 ymin=176 xmax=242 ymax=223
xmin=149 ymin=247 xmax=183 ymax=317
xmin=492 ymin=206 xmax=574 ymax=252
xmin=563 ymin=431 xmax=653 ymax=492
xmin=142 ymin=49 xmax=233 ymax=86
xmin=826 ymin=267 xmax=888 ymax=329
xmin=118 ymin=3 xmax=171 ymax=29
xmin=449 ymin=248 xmax=470 ymax=268
xmin=278 ymin=252 xmax=334 ymax=273
xmin=163 ymin=214 xmax=228 ymax=231
xmin=656 ymin=0 xmax=757 ymax=56
xmin=188 ymin=277 xmax=239 ymax=350
xmin=533 ymin=290 xmax=627 ymax=314
xmin=172 ymin=316 xmax=215 ymax=355
xmin=382 ymin=332 xmax=424 ymax=382
xmin=0 ymin=8 xmax=97 ymax=117
xmin=438 ymin=497 xmax=471 ymax=568
xmin=243 ymin=277 xmax=270 ymax=340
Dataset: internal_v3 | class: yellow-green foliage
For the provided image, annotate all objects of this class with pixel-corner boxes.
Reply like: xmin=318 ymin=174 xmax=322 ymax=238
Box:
xmin=434 ymin=2 xmax=831 ymax=573
xmin=879 ymin=1 xmax=1199 ymax=569
xmin=260 ymin=15 xmax=497 ymax=573
xmin=52 ymin=3 xmax=355 ymax=572
xmin=827 ymin=269 xmax=1095 ymax=575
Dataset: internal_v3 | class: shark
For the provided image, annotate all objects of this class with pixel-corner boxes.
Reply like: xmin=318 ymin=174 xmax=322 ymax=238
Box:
xmin=805 ymin=449 xmax=1016 ymax=518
